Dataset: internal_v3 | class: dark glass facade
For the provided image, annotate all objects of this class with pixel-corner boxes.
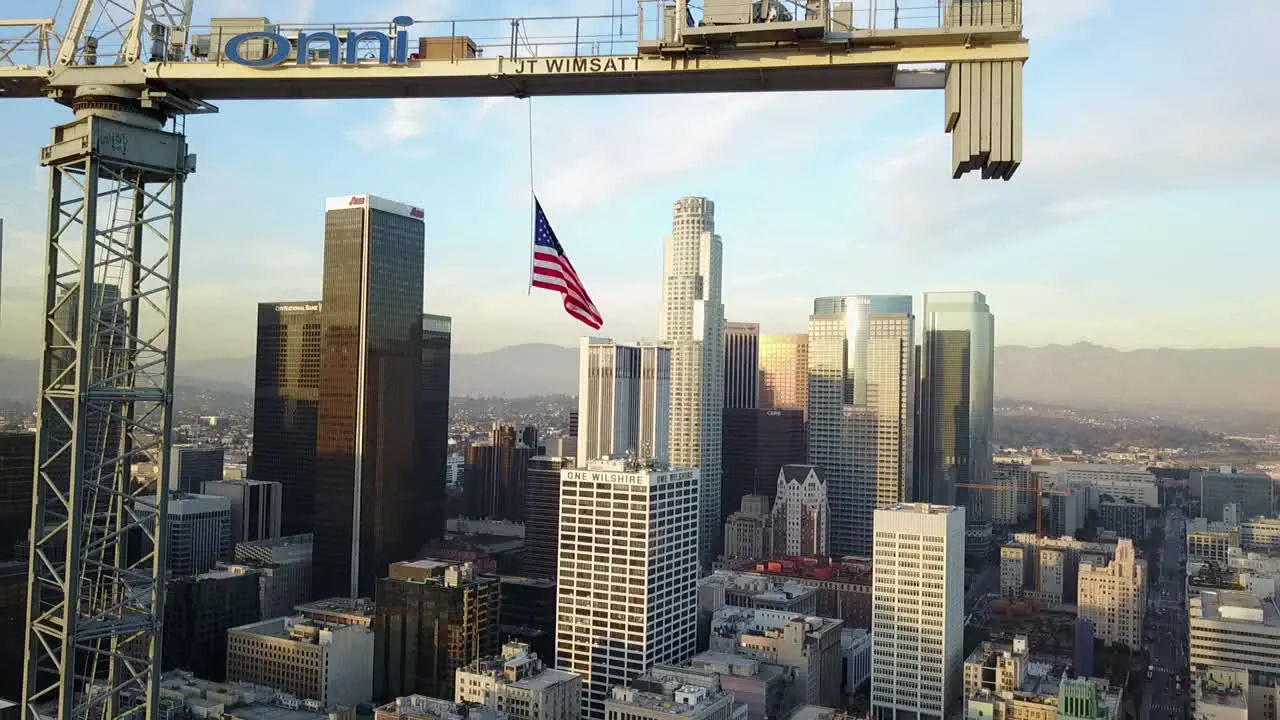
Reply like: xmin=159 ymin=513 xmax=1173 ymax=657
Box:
xmin=252 ymin=302 xmax=321 ymax=537
xmin=1200 ymin=471 xmax=1273 ymax=522
xmin=162 ymin=571 xmax=260 ymax=682
xmin=463 ymin=425 xmax=531 ymax=522
xmin=419 ymin=314 xmax=452 ymax=545
xmin=0 ymin=432 xmax=34 ymax=558
xmin=524 ymin=456 xmax=568 ymax=579
xmin=917 ymin=292 xmax=994 ymax=524
xmin=498 ymin=575 xmax=556 ymax=661
xmin=373 ymin=561 xmax=500 ymax=702
xmin=0 ymin=560 xmax=25 ymax=700
xmin=724 ymin=321 xmax=760 ymax=409
xmin=314 ymin=203 xmax=426 ymax=599
xmin=721 ymin=408 xmax=806 ymax=532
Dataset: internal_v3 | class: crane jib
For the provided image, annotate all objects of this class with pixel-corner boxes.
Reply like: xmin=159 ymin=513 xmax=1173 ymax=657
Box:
xmin=225 ymin=15 xmax=414 ymax=68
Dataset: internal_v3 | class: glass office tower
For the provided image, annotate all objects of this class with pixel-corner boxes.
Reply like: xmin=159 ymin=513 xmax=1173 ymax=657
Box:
xmin=314 ymin=194 xmax=426 ymax=598
xmin=808 ymin=295 xmax=914 ymax=556
xmin=252 ymin=301 xmax=322 ymax=536
xmin=917 ymin=292 xmax=995 ymax=536
xmin=419 ymin=313 xmax=452 ymax=544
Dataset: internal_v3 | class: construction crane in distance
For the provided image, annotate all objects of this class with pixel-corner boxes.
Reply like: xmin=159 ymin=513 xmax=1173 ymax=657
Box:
xmin=957 ymin=476 xmax=1047 ymax=537
xmin=0 ymin=1 xmax=1028 ymax=719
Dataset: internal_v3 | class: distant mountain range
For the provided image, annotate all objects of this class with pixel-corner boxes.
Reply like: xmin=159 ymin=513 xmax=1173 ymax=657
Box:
xmin=3 ymin=342 xmax=1279 ymax=415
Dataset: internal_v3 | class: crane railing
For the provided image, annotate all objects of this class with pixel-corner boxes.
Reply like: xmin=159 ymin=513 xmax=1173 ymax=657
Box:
xmin=0 ymin=18 xmax=58 ymax=66
xmin=177 ymin=12 xmax=645 ymax=66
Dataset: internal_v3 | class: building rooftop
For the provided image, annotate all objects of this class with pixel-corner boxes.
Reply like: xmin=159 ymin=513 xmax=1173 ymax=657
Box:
xmin=295 ymin=596 xmax=375 ymax=621
xmin=710 ymin=607 xmax=842 ymax=642
xmin=158 ymin=670 xmax=342 ymax=718
xmin=231 ymin=615 xmax=368 ymax=645
xmin=459 ymin=643 xmax=578 ymax=692
xmin=497 ymin=575 xmax=555 ymax=589
xmin=1192 ymin=667 xmax=1248 ymax=709
xmin=375 ymin=695 xmax=504 ymax=720
xmin=746 ymin=557 xmax=872 ymax=586
xmin=700 ymin=570 xmax=815 ymax=602
xmin=607 ymin=667 xmax=728 ymax=718
xmin=1194 ymin=590 xmax=1280 ymax=625
xmin=879 ymin=502 xmax=962 ymax=516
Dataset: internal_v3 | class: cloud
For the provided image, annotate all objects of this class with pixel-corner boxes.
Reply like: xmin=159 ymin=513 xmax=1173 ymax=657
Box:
xmin=858 ymin=4 xmax=1280 ymax=255
xmin=530 ymin=91 xmax=896 ymax=212
xmin=198 ymin=0 xmax=317 ymax=23
xmin=348 ymin=97 xmax=446 ymax=149
xmin=1020 ymin=0 xmax=1111 ymax=39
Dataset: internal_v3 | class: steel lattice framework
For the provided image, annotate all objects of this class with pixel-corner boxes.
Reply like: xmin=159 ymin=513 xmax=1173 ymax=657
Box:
xmin=23 ymin=113 xmax=191 ymax=720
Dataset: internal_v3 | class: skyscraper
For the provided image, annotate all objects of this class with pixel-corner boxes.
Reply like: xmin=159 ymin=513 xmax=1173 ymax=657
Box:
xmin=659 ymin=196 xmax=725 ymax=569
xmin=555 ymin=459 xmax=699 ymax=719
xmin=576 ymin=337 xmax=670 ymax=464
xmin=871 ymin=503 xmax=965 ymax=719
xmin=420 ymin=313 xmax=452 ymax=543
xmin=917 ymin=292 xmax=995 ymax=540
xmin=313 ymin=194 xmax=427 ymax=599
xmin=760 ymin=334 xmax=809 ymax=415
xmin=169 ymin=443 xmax=224 ymax=493
xmin=0 ymin=432 xmax=34 ymax=558
xmin=723 ymin=321 xmax=760 ymax=409
xmin=720 ymin=407 xmax=806 ymax=535
xmin=524 ymin=456 xmax=571 ymax=580
xmin=252 ymin=301 xmax=322 ymax=537
xmin=808 ymin=295 xmax=915 ymax=556
xmin=464 ymin=424 xmax=532 ymax=522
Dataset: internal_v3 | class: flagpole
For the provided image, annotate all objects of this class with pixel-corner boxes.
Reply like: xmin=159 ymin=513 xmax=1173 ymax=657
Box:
xmin=526 ymin=96 xmax=536 ymax=296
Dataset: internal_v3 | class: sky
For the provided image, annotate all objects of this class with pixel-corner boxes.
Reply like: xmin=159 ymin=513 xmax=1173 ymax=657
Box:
xmin=0 ymin=0 xmax=1278 ymax=360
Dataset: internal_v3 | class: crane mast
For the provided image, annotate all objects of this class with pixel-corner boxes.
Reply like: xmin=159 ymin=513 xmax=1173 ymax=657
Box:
xmin=0 ymin=1 xmax=1029 ymax=719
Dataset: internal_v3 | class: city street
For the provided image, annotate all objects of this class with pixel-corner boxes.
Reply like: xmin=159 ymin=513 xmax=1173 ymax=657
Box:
xmin=1141 ymin=508 xmax=1189 ymax=720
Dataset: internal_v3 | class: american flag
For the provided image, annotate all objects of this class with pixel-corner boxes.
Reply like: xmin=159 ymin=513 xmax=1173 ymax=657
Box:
xmin=530 ymin=198 xmax=603 ymax=330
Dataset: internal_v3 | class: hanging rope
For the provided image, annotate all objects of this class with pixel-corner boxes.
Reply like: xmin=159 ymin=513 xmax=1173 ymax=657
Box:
xmin=526 ymin=96 xmax=536 ymax=295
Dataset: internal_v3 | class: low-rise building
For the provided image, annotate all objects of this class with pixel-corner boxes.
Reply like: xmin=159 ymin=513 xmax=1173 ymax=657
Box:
xmin=226 ymin=615 xmax=374 ymax=706
xmin=604 ymin=666 xmax=746 ymax=720
xmin=743 ymin=559 xmax=872 ymax=630
xmin=840 ymin=629 xmax=871 ymax=701
xmin=156 ymin=671 xmax=357 ymax=720
xmin=999 ymin=535 xmax=1114 ymax=605
xmin=709 ymin=607 xmax=843 ymax=707
xmin=688 ymin=652 xmax=791 ymax=720
xmin=1190 ymin=666 xmax=1249 ymax=720
xmin=375 ymin=695 xmax=506 ymax=720
xmin=455 ymin=642 xmax=580 ymax=720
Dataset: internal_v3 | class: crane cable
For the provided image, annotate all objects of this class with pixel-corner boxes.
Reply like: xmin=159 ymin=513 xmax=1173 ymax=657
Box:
xmin=525 ymin=95 xmax=536 ymax=296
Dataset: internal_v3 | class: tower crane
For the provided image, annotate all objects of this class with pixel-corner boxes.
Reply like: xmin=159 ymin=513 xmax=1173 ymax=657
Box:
xmin=0 ymin=1 xmax=1028 ymax=719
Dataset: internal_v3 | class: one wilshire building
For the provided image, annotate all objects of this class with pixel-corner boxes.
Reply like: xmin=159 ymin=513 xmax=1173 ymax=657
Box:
xmin=808 ymin=295 xmax=915 ymax=556
xmin=659 ymin=196 xmax=725 ymax=570
xmin=555 ymin=459 xmax=699 ymax=720
xmin=313 ymin=194 xmax=431 ymax=598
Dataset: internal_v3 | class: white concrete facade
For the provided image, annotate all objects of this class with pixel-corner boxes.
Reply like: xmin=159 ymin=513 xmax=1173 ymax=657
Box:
xmin=555 ymin=459 xmax=700 ymax=720
xmin=871 ymin=503 xmax=965 ymax=720
xmin=659 ymin=196 xmax=724 ymax=570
